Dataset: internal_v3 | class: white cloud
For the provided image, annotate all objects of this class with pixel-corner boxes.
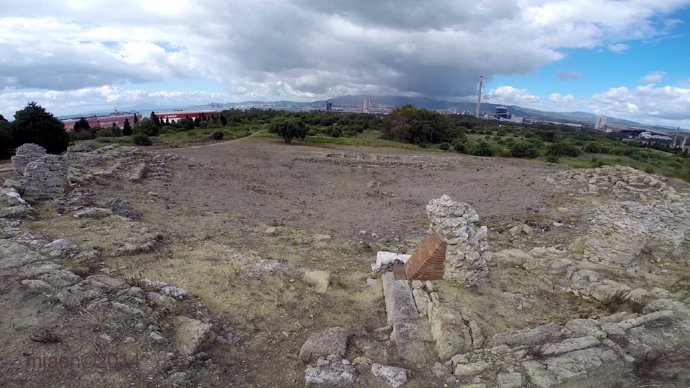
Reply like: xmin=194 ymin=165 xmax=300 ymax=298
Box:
xmin=549 ymin=93 xmax=577 ymax=105
xmin=641 ymin=71 xmax=667 ymax=84
xmin=590 ymin=84 xmax=690 ymax=125
xmin=557 ymin=71 xmax=582 ymax=81
xmin=0 ymin=0 xmax=689 ymax=118
xmin=484 ymin=86 xmax=541 ymax=107
xmin=608 ymin=43 xmax=630 ymax=53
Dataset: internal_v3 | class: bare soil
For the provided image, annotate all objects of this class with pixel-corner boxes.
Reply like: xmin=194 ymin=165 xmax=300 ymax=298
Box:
xmin=3 ymin=137 xmax=664 ymax=387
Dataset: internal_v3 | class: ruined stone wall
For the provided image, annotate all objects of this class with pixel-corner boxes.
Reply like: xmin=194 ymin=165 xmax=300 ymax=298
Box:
xmin=413 ymin=195 xmax=491 ymax=286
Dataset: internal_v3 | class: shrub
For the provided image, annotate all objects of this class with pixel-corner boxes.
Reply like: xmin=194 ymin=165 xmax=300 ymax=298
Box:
xmin=546 ymin=154 xmax=559 ymax=163
xmin=472 ymin=141 xmax=494 ymax=156
xmin=547 ymin=142 xmax=582 ymax=158
xmin=511 ymin=142 xmax=539 ymax=158
xmin=132 ymin=133 xmax=152 ymax=146
xmin=95 ymin=128 xmax=115 ymax=138
xmin=327 ymin=127 xmax=342 ymax=138
xmin=452 ymin=139 xmax=468 ymax=154
xmin=134 ymin=118 xmax=160 ymax=136
xmin=212 ymin=130 xmax=224 ymax=140
xmin=439 ymin=142 xmax=450 ymax=151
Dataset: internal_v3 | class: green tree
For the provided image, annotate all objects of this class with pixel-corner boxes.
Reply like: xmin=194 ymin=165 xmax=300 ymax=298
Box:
xmin=0 ymin=114 xmax=13 ymax=156
xmin=133 ymin=113 xmax=139 ymax=124
xmin=74 ymin=117 xmax=91 ymax=132
xmin=122 ymin=118 xmax=132 ymax=136
xmin=269 ymin=117 xmax=307 ymax=144
xmin=12 ymin=102 xmax=69 ymax=153
xmin=472 ymin=141 xmax=494 ymax=156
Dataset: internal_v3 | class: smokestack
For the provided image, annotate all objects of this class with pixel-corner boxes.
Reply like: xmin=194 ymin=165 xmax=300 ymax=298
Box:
xmin=475 ymin=76 xmax=484 ymax=119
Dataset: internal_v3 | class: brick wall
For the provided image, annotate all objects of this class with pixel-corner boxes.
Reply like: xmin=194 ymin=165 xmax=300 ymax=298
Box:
xmin=405 ymin=231 xmax=446 ymax=280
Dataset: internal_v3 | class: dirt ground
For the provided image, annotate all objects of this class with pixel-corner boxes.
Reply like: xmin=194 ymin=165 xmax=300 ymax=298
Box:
xmin=4 ymin=136 xmax=685 ymax=387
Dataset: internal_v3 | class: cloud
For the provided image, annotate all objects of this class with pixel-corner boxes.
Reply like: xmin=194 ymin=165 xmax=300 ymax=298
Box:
xmin=608 ymin=43 xmax=630 ymax=53
xmin=641 ymin=71 xmax=667 ymax=84
xmin=0 ymin=86 xmax=231 ymax=117
xmin=484 ymin=86 xmax=541 ymax=107
xmin=549 ymin=93 xmax=577 ymax=105
xmin=590 ymin=84 xmax=690 ymax=125
xmin=1 ymin=0 xmax=689 ymax=117
xmin=557 ymin=71 xmax=582 ymax=81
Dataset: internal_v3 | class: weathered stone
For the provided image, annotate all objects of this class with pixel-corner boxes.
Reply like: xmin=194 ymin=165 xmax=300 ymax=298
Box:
xmin=497 ymin=372 xmax=525 ymax=388
xmin=74 ymin=207 xmax=112 ymax=219
xmin=3 ymin=179 xmax=22 ymax=190
xmin=22 ymin=155 xmax=69 ymax=203
xmin=493 ymin=249 xmax=532 ymax=267
xmin=371 ymin=363 xmax=408 ymax=387
xmin=412 ymin=288 xmax=430 ymax=317
xmin=57 ymin=284 xmax=103 ymax=307
xmin=265 ymin=226 xmax=278 ymax=236
xmin=0 ymin=240 xmax=47 ymax=269
xmin=2 ymin=187 xmax=27 ymax=206
xmin=21 ymin=279 xmax=55 ymax=293
xmin=67 ymin=144 xmax=94 ymax=153
xmin=304 ymin=355 xmax=357 ymax=386
xmin=38 ymin=270 xmax=82 ymax=288
xmin=105 ymin=198 xmax=142 ymax=220
xmin=541 ymin=336 xmax=601 ymax=356
xmin=425 ymin=195 xmax=491 ymax=286
xmin=509 ymin=224 xmax=534 ymax=237
xmin=564 ymin=319 xmax=606 ymax=339
xmin=58 ymin=188 xmax=97 ymax=211
xmin=468 ymin=320 xmax=485 ymax=349
xmin=490 ymin=323 xmax=564 ymax=347
xmin=11 ymin=143 xmax=47 ymax=175
xmin=429 ymin=304 xmax=471 ymax=360
xmin=300 ymin=327 xmax=349 ymax=363
xmin=304 ymin=270 xmax=331 ymax=294
xmin=0 ymin=205 xmax=33 ymax=219
xmin=454 ymin=360 xmax=490 ymax=377
xmin=129 ymin=163 xmax=147 ymax=182
xmin=172 ymin=316 xmax=215 ymax=356
xmin=521 ymin=361 xmax=557 ymax=388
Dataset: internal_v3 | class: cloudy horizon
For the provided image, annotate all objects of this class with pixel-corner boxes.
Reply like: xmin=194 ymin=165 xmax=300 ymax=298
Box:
xmin=1 ymin=0 xmax=690 ymax=127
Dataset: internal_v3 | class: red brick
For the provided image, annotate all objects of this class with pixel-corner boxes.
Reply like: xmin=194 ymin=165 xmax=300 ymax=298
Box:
xmin=405 ymin=231 xmax=446 ymax=280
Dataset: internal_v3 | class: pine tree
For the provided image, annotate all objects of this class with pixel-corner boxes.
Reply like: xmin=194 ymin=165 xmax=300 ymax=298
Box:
xmin=123 ymin=118 xmax=132 ymax=136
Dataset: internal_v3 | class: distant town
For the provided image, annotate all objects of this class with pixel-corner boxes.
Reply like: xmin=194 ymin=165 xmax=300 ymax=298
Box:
xmin=60 ymin=96 xmax=688 ymax=152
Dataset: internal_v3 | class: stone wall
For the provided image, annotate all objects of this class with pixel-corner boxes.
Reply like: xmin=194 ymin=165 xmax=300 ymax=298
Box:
xmin=424 ymin=195 xmax=491 ymax=286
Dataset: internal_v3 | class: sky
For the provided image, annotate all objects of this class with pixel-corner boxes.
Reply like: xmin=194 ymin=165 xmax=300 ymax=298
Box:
xmin=1 ymin=0 xmax=690 ymax=127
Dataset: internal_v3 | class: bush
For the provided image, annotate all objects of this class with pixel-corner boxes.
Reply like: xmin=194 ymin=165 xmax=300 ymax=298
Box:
xmin=132 ymin=133 xmax=152 ymax=146
xmin=547 ymin=142 xmax=582 ymax=158
xmin=452 ymin=139 xmax=468 ymax=154
xmin=472 ymin=141 xmax=494 ymax=156
xmin=327 ymin=127 xmax=342 ymax=138
xmin=510 ymin=142 xmax=539 ymax=158
xmin=95 ymin=128 xmax=115 ymax=138
xmin=212 ymin=130 xmax=224 ymax=140
xmin=134 ymin=118 xmax=160 ymax=136
xmin=439 ymin=142 xmax=450 ymax=151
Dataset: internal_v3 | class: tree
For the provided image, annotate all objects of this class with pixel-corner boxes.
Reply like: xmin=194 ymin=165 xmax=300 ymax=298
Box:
xmin=150 ymin=111 xmax=161 ymax=128
xmin=123 ymin=118 xmax=132 ymax=136
xmin=219 ymin=114 xmax=227 ymax=126
xmin=74 ymin=117 xmax=91 ymax=132
xmin=133 ymin=113 xmax=139 ymax=124
xmin=0 ymin=114 xmax=13 ymax=156
xmin=12 ymin=102 xmax=69 ymax=153
xmin=269 ymin=117 xmax=307 ymax=144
